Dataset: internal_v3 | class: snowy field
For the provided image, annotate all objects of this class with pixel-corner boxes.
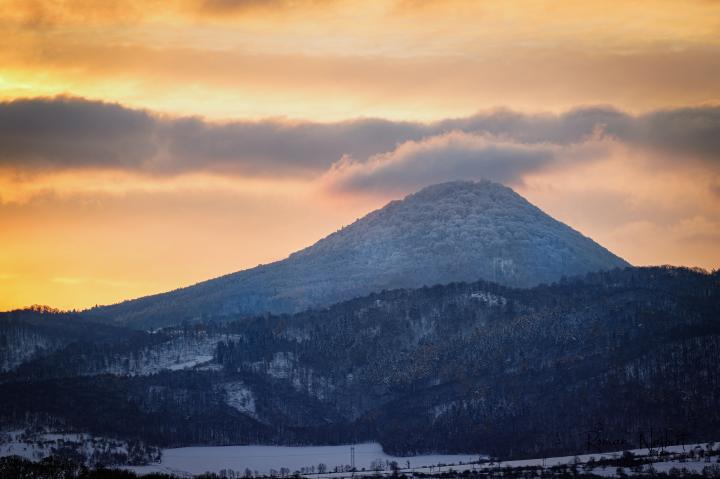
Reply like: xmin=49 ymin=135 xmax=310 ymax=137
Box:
xmin=0 ymin=431 xmax=712 ymax=478
xmin=126 ymin=441 xmax=717 ymax=478
xmin=126 ymin=442 xmax=482 ymax=477
xmin=1 ymin=430 xmax=708 ymax=478
xmin=352 ymin=442 xmax=719 ymax=478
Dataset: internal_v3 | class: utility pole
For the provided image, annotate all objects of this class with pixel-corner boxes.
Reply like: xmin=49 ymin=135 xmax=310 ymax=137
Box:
xmin=351 ymin=446 xmax=355 ymax=472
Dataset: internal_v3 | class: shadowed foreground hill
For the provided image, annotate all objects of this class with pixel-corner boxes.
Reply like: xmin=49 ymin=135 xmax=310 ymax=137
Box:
xmin=3 ymin=267 xmax=717 ymax=459
xmin=91 ymin=180 xmax=629 ymax=329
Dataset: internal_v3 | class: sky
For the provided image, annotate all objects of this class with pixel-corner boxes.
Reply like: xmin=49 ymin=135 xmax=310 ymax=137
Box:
xmin=1 ymin=0 xmax=719 ymax=311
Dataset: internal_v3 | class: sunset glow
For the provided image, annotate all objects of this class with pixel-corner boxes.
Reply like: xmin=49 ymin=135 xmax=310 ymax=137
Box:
xmin=1 ymin=0 xmax=719 ymax=311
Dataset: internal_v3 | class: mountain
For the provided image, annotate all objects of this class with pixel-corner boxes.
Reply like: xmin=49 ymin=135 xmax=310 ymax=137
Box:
xmin=92 ymin=180 xmax=629 ymax=328
xmin=2 ymin=267 xmax=718 ymax=459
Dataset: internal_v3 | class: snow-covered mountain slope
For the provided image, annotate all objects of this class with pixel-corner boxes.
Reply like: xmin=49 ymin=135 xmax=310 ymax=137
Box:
xmin=92 ymin=180 xmax=629 ymax=328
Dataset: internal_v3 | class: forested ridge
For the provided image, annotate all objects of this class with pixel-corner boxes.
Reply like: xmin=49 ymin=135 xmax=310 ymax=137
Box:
xmin=1 ymin=266 xmax=718 ymax=460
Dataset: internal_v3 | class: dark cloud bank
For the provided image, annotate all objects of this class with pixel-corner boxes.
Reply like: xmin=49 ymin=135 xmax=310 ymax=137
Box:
xmin=1 ymin=96 xmax=719 ymax=192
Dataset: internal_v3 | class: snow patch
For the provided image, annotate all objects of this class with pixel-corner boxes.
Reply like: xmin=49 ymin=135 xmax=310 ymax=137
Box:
xmin=470 ymin=291 xmax=507 ymax=307
xmin=125 ymin=442 xmax=480 ymax=477
xmin=222 ymin=382 xmax=257 ymax=417
xmin=87 ymin=333 xmax=241 ymax=376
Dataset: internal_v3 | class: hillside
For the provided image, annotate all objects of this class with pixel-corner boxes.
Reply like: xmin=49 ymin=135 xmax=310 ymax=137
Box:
xmin=91 ymin=180 xmax=629 ymax=329
xmin=3 ymin=267 xmax=718 ymax=459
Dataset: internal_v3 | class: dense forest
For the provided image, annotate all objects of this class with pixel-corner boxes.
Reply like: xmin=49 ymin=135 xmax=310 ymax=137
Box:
xmin=1 ymin=267 xmax=718 ymax=461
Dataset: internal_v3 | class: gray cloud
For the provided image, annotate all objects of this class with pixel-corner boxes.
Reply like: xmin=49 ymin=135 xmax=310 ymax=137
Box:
xmin=711 ymin=182 xmax=720 ymax=199
xmin=635 ymin=107 xmax=720 ymax=161
xmin=1 ymin=97 xmax=719 ymax=182
xmin=197 ymin=0 xmax=291 ymax=14
xmin=189 ymin=0 xmax=339 ymax=19
xmin=322 ymin=133 xmax=555 ymax=194
xmin=0 ymin=97 xmax=157 ymax=171
xmin=322 ymin=131 xmax=608 ymax=194
xmin=0 ymin=97 xmax=429 ymax=176
xmin=157 ymin=116 xmax=425 ymax=176
xmin=437 ymin=107 xmax=633 ymax=144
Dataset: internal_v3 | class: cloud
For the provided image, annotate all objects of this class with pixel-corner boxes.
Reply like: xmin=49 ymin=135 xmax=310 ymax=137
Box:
xmin=198 ymin=0 xmax=285 ymax=11
xmin=440 ymin=106 xmax=720 ymax=162
xmin=3 ymin=1 xmax=720 ymax=123
xmin=195 ymin=0 xmax=325 ymax=15
xmin=0 ymin=96 xmax=429 ymax=177
xmin=0 ymin=97 xmax=157 ymax=170
xmin=0 ymin=0 xmax=321 ymax=26
xmin=634 ymin=107 xmax=720 ymax=162
xmin=711 ymin=182 xmax=720 ymax=198
xmin=4 ymin=27 xmax=720 ymax=121
xmin=672 ymin=216 xmax=720 ymax=243
xmin=321 ymin=131 xmax=609 ymax=194
xmin=438 ymin=107 xmax=633 ymax=144
xmin=1 ymin=97 xmax=719 ymax=186
xmin=156 ymin=116 xmax=426 ymax=177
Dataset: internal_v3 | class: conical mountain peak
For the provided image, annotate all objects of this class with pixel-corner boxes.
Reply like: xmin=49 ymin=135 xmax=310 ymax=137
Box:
xmin=95 ymin=180 xmax=629 ymax=328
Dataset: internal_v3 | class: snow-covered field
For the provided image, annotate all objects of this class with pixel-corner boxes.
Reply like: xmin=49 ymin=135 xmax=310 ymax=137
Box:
xmin=126 ymin=441 xmax=719 ymax=478
xmin=367 ymin=443 xmax=719 ymax=479
xmin=3 ymin=430 xmax=711 ymax=478
xmin=126 ymin=442 xmax=482 ymax=477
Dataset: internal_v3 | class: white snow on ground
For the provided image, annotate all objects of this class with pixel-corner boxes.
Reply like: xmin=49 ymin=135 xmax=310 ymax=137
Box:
xmin=127 ymin=441 xmax=715 ymax=478
xmin=246 ymin=352 xmax=336 ymax=401
xmin=90 ymin=333 xmax=242 ymax=376
xmin=125 ymin=442 xmax=481 ymax=477
xmin=373 ymin=443 xmax=719 ymax=479
xmin=221 ymin=381 xmax=257 ymax=417
xmin=165 ymin=354 xmax=214 ymax=371
xmin=587 ymin=461 xmax=715 ymax=477
xmin=469 ymin=291 xmax=506 ymax=307
xmin=263 ymin=352 xmax=297 ymax=379
xmin=4 ymin=423 xmax=713 ymax=479
xmin=471 ymin=443 xmax=712 ymax=470
xmin=639 ymin=459 xmax=719 ymax=475
xmin=0 ymin=430 xmax=130 ymax=462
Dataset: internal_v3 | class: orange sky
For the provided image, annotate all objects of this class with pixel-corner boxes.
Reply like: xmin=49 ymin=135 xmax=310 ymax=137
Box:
xmin=1 ymin=0 xmax=719 ymax=311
